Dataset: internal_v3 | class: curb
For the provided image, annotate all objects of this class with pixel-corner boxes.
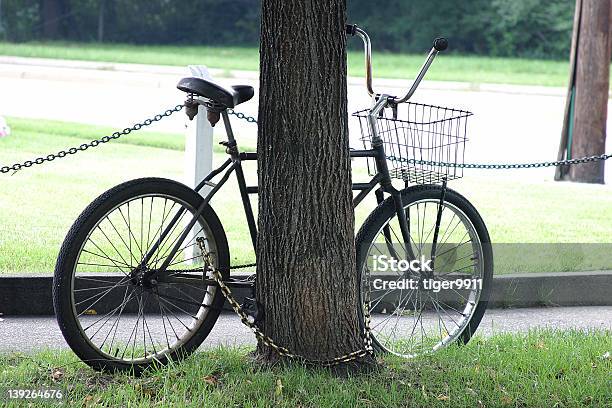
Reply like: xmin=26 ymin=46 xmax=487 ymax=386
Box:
xmin=0 ymin=55 xmax=578 ymax=97
xmin=0 ymin=271 xmax=610 ymax=316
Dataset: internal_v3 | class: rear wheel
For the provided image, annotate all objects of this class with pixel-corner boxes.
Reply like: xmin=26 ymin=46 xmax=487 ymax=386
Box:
xmin=356 ymin=185 xmax=493 ymax=357
xmin=53 ymin=178 xmax=229 ymax=374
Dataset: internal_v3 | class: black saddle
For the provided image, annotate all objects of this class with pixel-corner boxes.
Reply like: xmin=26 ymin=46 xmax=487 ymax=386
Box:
xmin=177 ymin=77 xmax=254 ymax=108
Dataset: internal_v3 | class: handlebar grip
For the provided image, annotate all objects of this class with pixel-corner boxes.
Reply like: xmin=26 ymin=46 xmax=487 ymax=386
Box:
xmin=433 ymin=38 xmax=448 ymax=52
xmin=346 ymin=24 xmax=358 ymax=36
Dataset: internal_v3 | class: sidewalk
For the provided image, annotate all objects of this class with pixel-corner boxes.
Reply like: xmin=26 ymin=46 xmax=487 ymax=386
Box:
xmin=2 ymin=272 xmax=611 ymax=316
xmin=0 ymin=306 xmax=609 ymax=352
xmin=0 ymin=55 xmax=573 ymax=97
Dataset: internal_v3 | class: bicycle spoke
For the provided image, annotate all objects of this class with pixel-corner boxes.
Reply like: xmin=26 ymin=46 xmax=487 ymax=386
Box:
xmin=81 ymin=248 xmax=130 ymax=269
xmin=105 ymin=216 xmax=138 ymax=267
xmin=156 ymin=295 xmax=199 ymax=321
xmin=119 ymin=204 xmax=143 ymax=262
xmin=76 ymin=277 xmax=131 ymax=314
xmin=84 ymin=239 xmax=130 ymax=276
xmin=77 ymin=261 xmax=128 ymax=270
xmin=95 ymin=224 xmax=132 ymax=270
xmin=75 ymin=276 xmax=123 ymax=285
xmin=101 ymin=286 xmax=133 ymax=352
xmin=85 ymin=288 xmax=138 ymax=336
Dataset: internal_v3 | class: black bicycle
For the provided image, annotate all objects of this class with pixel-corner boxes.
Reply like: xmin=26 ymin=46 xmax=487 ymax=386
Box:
xmin=53 ymin=25 xmax=493 ymax=373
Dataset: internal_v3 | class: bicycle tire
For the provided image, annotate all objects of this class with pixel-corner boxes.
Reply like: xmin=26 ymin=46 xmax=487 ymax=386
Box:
xmin=53 ymin=177 xmax=230 ymax=374
xmin=356 ymin=184 xmax=493 ymax=357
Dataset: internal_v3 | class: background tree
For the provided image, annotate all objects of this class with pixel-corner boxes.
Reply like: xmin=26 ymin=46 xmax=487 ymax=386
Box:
xmin=40 ymin=0 xmax=65 ymax=39
xmin=569 ymin=0 xmax=611 ymax=183
xmin=3 ymin=0 xmax=575 ymax=59
xmin=96 ymin=0 xmax=105 ymax=42
xmin=556 ymin=0 xmax=611 ymax=183
xmin=255 ymin=0 xmax=367 ymax=365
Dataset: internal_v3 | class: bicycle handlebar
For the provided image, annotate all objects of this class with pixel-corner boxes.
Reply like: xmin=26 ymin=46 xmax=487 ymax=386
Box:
xmin=433 ymin=38 xmax=448 ymax=52
xmin=347 ymin=24 xmax=447 ymax=102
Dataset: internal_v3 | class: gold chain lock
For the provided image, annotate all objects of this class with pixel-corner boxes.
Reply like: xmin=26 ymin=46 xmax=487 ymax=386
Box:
xmin=196 ymin=238 xmax=373 ymax=366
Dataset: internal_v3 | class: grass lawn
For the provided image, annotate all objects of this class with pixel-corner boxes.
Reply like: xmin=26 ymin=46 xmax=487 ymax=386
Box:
xmin=0 ymin=41 xmax=577 ymax=87
xmin=0 ymin=330 xmax=610 ymax=407
xmin=1 ymin=117 xmax=611 ymax=275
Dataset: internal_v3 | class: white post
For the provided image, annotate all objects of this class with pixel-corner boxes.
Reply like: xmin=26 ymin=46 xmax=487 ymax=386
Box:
xmin=184 ymin=65 xmax=214 ymax=196
xmin=184 ymin=65 xmax=214 ymax=264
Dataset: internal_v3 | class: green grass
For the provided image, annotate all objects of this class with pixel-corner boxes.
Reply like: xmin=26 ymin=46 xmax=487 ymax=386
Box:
xmin=1 ymin=116 xmax=611 ymax=274
xmin=0 ymin=330 xmax=610 ymax=407
xmin=0 ymin=41 xmax=577 ymax=87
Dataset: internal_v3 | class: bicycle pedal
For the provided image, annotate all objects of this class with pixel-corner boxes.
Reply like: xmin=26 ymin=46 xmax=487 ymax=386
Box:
xmin=241 ymin=297 xmax=263 ymax=323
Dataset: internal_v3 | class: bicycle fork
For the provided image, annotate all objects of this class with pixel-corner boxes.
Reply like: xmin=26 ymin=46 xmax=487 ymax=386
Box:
xmin=369 ymin=95 xmax=413 ymax=259
xmin=368 ymin=95 xmax=447 ymax=267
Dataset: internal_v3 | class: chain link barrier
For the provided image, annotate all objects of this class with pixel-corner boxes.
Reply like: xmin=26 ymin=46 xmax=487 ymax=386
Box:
xmin=386 ymin=154 xmax=612 ymax=170
xmin=227 ymin=108 xmax=258 ymax=124
xmin=2 ymin=105 xmax=610 ymax=173
xmin=197 ymin=238 xmax=374 ymax=366
xmin=226 ymin=109 xmax=611 ymax=169
xmin=0 ymin=104 xmax=184 ymax=174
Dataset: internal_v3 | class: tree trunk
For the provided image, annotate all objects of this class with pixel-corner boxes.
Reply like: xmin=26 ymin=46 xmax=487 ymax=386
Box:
xmin=41 ymin=0 xmax=62 ymax=39
xmin=569 ymin=0 xmax=612 ymax=184
xmin=555 ymin=0 xmax=582 ymax=181
xmin=256 ymin=0 xmax=366 ymax=366
xmin=97 ymin=0 xmax=106 ymax=42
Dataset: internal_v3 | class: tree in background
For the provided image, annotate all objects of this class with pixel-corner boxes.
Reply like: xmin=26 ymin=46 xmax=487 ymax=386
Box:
xmin=255 ymin=0 xmax=369 ymax=367
xmin=2 ymin=0 xmax=576 ymax=60
xmin=41 ymin=0 xmax=62 ymax=39
xmin=556 ymin=0 xmax=611 ymax=184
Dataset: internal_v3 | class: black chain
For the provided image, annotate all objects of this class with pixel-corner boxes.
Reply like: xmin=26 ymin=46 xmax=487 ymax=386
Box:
xmin=227 ymin=108 xmax=257 ymax=124
xmin=230 ymin=262 xmax=257 ymax=270
xmin=3 ymin=105 xmax=610 ymax=173
xmin=0 ymin=104 xmax=184 ymax=174
xmin=386 ymin=153 xmax=612 ymax=169
xmin=224 ymin=110 xmax=612 ymax=170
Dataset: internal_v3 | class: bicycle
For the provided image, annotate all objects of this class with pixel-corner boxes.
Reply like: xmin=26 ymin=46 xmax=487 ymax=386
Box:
xmin=53 ymin=25 xmax=493 ymax=373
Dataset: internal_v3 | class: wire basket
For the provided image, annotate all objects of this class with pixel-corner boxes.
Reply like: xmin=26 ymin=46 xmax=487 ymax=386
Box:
xmin=353 ymin=102 xmax=472 ymax=184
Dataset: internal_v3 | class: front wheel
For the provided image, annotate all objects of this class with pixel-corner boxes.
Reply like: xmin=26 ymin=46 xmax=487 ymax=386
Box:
xmin=356 ymin=185 xmax=493 ymax=358
xmin=53 ymin=178 xmax=230 ymax=374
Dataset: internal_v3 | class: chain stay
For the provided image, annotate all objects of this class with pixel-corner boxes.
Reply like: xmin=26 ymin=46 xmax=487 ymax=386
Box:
xmin=0 ymin=104 xmax=184 ymax=174
xmin=197 ymin=238 xmax=373 ymax=366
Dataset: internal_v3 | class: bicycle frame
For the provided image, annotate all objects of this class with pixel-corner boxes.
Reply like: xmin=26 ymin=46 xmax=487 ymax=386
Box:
xmin=144 ymin=25 xmax=449 ymax=281
xmin=140 ymin=103 xmax=410 ymax=282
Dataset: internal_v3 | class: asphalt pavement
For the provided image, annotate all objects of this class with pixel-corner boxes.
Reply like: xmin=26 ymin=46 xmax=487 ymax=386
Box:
xmin=0 ymin=306 xmax=610 ymax=352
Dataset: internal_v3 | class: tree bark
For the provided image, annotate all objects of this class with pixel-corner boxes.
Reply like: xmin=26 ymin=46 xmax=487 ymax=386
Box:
xmin=555 ymin=0 xmax=582 ymax=181
xmin=97 ymin=0 xmax=106 ymax=42
xmin=256 ymin=0 xmax=366 ymax=366
xmin=40 ymin=0 xmax=63 ymax=39
xmin=569 ymin=0 xmax=612 ymax=184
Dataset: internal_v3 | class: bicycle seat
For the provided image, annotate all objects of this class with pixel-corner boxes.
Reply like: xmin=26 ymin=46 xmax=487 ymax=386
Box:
xmin=177 ymin=77 xmax=254 ymax=108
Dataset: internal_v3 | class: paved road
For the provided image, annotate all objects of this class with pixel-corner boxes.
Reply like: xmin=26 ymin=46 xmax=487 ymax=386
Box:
xmin=1 ymin=57 xmax=611 ymax=182
xmin=0 ymin=306 xmax=610 ymax=352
